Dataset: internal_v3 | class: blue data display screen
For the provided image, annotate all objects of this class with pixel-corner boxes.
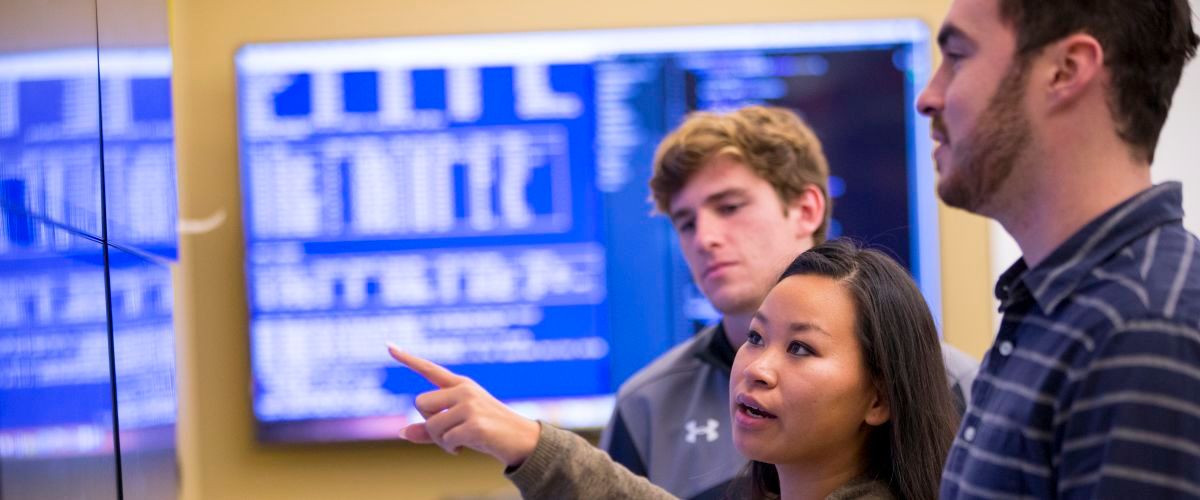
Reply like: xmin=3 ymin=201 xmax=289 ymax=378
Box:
xmin=0 ymin=49 xmax=179 ymax=459
xmin=0 ymin=227 xmax=177 ymax=459
xmin=236 ymin=20 xmax=941 ymax=442
xmin=0 ymin=49 xmax=178 ymax=257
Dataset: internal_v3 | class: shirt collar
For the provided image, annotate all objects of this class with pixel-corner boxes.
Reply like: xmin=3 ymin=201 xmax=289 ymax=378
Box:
xmin=996 ymin=182 xmax=1185 ymax=314
xmin=692 ymin=321 xmax=737 ymax=372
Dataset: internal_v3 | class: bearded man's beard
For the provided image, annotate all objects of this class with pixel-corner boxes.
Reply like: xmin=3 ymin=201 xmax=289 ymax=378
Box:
xmin=937 ymin=60 xmax=1033 ymax=213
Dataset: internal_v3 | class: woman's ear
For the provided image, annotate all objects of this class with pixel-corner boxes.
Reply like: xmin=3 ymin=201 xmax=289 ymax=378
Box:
xmin=785 ymin=184 xmax=826 ymax=240
xmin=864 ymin=386 xmax=891 ymax=427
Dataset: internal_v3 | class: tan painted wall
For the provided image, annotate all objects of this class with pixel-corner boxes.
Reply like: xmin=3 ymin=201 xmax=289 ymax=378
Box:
xmin=169 ymin=1 xmax=993 ymax=499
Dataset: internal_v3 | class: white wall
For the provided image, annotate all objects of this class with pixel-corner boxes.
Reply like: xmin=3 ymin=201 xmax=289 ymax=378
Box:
xmin=988 ymin=1 xmax=1200 ymax=332
xmin=1152 ymin=1 xmax=1200 ymax=226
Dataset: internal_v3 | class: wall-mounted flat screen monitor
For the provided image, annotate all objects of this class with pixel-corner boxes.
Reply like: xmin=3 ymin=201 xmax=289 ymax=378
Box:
xmin=235 ymin=19 xmax=941 ymax=444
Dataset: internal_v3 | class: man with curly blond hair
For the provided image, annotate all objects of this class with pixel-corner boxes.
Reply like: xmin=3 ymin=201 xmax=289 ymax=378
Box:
xmin=600 ymin=106 xmax=978 ymax=499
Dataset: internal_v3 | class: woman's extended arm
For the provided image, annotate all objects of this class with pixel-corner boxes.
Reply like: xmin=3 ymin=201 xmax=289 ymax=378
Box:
xmin=387 ymin=345 xmax=676 ymax=500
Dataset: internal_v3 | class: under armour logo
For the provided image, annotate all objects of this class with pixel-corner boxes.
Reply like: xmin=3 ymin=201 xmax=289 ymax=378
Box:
xmin=684 ymin=418 xmax=719 ymax=443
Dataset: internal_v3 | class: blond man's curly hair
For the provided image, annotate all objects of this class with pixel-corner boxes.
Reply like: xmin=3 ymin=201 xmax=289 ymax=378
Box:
xmin=649 ymin=106 xmax=832 ymax=243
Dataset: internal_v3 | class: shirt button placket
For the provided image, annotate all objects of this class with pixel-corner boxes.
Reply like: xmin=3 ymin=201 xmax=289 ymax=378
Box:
xmin=998 ymin=340 xmax=1014 ymax=356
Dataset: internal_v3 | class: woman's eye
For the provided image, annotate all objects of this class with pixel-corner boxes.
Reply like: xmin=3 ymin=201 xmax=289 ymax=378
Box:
xmin=746 ymin=330 xmax=763 ymax=346
xmin=787 ymin=341 xmax=812 ymax=356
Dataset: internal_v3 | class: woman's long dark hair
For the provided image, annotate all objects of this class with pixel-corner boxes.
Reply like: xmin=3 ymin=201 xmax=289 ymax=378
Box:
xmin=735 ymin=239 xmax=958 ymax=500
